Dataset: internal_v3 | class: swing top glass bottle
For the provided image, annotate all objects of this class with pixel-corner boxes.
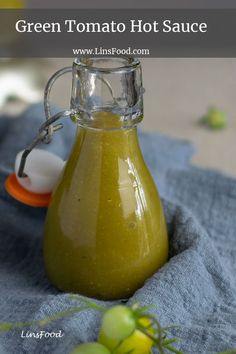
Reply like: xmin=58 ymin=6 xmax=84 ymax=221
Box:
xmin=43 ymin=57 xmax=168 ymax=300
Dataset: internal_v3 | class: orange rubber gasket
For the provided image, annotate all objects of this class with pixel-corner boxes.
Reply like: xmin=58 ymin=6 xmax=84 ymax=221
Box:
xmin=4 ymin=173 xmax=51 ymax=208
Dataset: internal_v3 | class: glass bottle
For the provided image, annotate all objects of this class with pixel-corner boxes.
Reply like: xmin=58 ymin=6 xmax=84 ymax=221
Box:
xmin=43 ymin=57 xmax=168 ymax=300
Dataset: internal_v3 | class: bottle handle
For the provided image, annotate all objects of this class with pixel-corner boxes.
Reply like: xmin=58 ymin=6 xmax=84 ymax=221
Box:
xmin=43 ymin=66 xmax=73 ymax=143
xmin=18 ymin=66 xmax=73 ymax=178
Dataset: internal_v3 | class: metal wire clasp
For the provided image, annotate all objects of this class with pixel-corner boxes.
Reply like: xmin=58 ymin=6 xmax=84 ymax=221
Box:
xmin=17 ymin=109 xmax=74 ymax=178
xmin=17 ymin=66 xmax=73 ymax=178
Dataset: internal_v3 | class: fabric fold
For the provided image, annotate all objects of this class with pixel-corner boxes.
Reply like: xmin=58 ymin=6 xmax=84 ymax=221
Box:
xmin=0 ymin=104 xmax=235 ymax=354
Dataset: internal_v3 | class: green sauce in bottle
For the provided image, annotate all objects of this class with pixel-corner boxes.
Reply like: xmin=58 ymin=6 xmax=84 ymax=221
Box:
xmin=43 ymin=57 xmax=168 ymax=300
xmin=44 ymin=112 xmax=168 ymax=300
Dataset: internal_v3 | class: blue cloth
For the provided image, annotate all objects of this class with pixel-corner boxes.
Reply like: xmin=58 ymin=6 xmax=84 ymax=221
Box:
xmin=0 ymin=104 xmax=235 ymax=354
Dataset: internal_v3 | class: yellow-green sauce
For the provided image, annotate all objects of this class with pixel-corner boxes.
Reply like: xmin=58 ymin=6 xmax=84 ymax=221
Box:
xmin=43 ymin=113 xmax=168 ymax=300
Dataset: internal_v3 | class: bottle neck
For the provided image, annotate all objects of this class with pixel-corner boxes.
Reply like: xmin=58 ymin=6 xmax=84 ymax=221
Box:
xmin=75 ymin=120 xmax=142 ymax=159
xmin=71 ymin=57 xmax=144 ymax=130
xmin=71 ymin=111 xmax=143 ymax=131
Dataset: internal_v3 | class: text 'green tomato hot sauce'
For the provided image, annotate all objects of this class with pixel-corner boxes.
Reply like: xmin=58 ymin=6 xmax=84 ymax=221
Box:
xmin=43 ymin=112 xmax=168 ymax=300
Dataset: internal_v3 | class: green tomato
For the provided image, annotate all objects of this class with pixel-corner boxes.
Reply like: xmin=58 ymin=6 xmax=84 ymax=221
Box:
xmin=69 ymin=342 xmax=111 ymax=354
xmin=202 ymin=108 xmax=227 ymax=129
xmin=99 ymin=317 xmax=153 ymax=354
xmin=100 ymin=305 xmax=136 ymax=341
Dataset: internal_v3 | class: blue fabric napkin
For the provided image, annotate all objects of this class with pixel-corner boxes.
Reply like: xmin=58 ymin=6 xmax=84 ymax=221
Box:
xmin=0 ymin=104 xmax=235 ymax=354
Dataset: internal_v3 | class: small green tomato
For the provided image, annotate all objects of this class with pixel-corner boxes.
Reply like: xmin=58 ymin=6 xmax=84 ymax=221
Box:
xmin=201 ymin=108 xmax=227 ymax=129
xmin=99 ymin=316 xmax=154 ymax=354
xmin=100 ymin=305 xmax=136 ymax=341
xmin=69 ymin=342 xmax=111 ymax=354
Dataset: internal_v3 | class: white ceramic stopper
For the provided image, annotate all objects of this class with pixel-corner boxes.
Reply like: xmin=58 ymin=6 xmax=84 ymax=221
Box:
xmin=15 ymin=149 xmax=65 ymax=194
